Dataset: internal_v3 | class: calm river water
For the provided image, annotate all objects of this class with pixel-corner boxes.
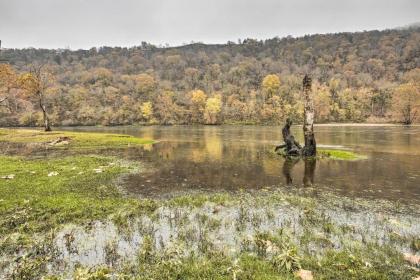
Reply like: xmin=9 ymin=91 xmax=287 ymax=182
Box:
xmin=66 ymin=125 xmax=420 ymax=201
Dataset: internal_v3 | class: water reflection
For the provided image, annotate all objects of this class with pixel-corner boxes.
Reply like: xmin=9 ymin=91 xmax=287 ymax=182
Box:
xmin=304 ymin=158 xmax=316 ymax=186
xmin=62 ymin=125 xmax=420 ymax=201
xmin=282 ymin=157 xmax=299 ymax=185
xmin=282 ymin=158 xmax=317 ymax=186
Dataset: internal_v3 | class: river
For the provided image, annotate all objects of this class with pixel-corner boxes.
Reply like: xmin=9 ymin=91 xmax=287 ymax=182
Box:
xmin=65 ymin=125 xmax=420 ymax=202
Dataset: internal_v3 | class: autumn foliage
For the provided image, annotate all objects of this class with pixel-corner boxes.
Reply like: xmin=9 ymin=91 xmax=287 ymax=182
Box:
xmin=0 ymin=27 xmax=419 ymax=126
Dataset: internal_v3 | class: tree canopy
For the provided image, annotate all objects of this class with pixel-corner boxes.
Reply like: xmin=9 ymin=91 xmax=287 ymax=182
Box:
xmin=0 ymin=27 xmax=419 ymax=126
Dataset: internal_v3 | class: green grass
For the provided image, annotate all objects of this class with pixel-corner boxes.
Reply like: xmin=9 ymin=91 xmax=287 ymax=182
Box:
xmin=273 ymin=148 xmax=366 ymax=161
xmin=0 ymin=128 xmax=154 ymax=150
xmin=0 ymin=129 xmax=158 ymax=279
xmin=0 ymin=155 xmax=157 ymax=237
xmin=167 ymin=193 xmax=232 ymax=208
xmin=318 ymin=149 xmax=367 ymax=161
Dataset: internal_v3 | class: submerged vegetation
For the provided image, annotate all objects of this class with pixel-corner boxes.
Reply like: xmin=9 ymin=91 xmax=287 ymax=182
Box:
xmin=0 ymin=128 xmax=419 ymax=279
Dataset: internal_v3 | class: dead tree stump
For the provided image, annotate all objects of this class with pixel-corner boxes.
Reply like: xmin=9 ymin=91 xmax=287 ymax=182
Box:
xmin=275 ymin=75 xmax=316 ymax=158
xmin=275 ymin=118 xmax=302 ymax=156
xmin=302 ymin=75 xmax=316 ymax=157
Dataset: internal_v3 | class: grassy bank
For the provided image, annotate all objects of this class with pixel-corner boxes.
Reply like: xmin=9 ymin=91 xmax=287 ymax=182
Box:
xmin=0 ymin=128 xmax=154 ymax=150
xmin=0 ymin=128 xmax=156 ymax=247
xmin=0 ymin=128 xmax=158 ymax=278
xmin=0 ymin=155 xmax=156 ymax=236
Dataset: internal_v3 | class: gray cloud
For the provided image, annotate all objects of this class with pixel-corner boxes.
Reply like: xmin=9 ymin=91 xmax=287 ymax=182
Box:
xmin=0 ymin=0 xmax=419 ymax=49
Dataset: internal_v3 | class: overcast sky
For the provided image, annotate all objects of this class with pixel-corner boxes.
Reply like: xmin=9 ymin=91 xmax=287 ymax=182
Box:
xmin=0 ymin=0 xmax=419 ymax=50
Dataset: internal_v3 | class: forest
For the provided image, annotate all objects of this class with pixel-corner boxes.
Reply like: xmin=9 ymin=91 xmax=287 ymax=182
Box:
xmin=0 ymin=27 xmax=419 ymax=127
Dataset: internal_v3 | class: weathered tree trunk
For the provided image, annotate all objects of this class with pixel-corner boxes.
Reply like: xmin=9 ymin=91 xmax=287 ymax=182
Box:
xmin=302 ymin=75 xmax=316 ymax=157
xmin=39 ymin=95 xmax=51 ymax=132
xmin=275 ymin=118 xmax=302 ymax=156
xmin=43 ymin=110 xmax=51 ymax=132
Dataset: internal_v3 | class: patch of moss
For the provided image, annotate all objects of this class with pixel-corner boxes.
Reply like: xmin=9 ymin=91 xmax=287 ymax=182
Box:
xmin=318 ymin=149 xmax=367 ymax=161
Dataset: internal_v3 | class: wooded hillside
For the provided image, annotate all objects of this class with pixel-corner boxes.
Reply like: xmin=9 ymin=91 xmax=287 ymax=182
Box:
xmin=1 ymin=27 xmax=419 ymax=126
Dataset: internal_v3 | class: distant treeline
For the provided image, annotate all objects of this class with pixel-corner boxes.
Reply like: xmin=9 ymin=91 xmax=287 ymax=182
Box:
xmin=0 ymin=27 xmax=419 ymax=126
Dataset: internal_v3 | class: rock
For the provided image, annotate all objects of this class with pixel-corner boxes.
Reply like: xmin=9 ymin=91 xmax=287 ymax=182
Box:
xmin=48 ymin=136 xmax=71 ymax=146
xmin=265 ymin=240 xmax=275 ymax=253
xmin=213 ymin=205 xmax=224 ymax=214
xmin=295 ymin=269 xmax=313 ymax=280
xmin=1 ymin=174 xmax=15 ymax=179
xmin=404 ymin=253 xmax=420 ymax=267
xmin=48 ymin=171 xmax=59 ymax=177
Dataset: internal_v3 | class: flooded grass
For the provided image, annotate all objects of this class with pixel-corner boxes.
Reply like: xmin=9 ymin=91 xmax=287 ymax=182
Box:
xmin=317 ymin=149 xmax=367 ymax=161
xmin=2 ymin=171 xmax=419 ymax=279
xmin=0 ymin=128 xmax=419 ymax=279
xmin=272 ymin=148 xmax=366 ymax=161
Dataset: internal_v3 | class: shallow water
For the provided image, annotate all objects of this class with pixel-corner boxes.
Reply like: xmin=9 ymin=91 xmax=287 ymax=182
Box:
xmin=63 ymin=125 xmax=420 ymax=201
xmin=51 ymin=200 xmax=419 ymax=276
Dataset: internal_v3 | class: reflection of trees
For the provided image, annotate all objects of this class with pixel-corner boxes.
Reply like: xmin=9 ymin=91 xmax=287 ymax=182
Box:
xmin=282 ymin=157 xmax=299 ymax=185
xmin=303 ymin=158 xmax=316 ymax=186
xmin=190 ymin=149 xmax=206 ymax=163
xmin=282 ymin=157 xmax=316 ymax=186
xmin=205 ymin=133 xmax=223 ymax=161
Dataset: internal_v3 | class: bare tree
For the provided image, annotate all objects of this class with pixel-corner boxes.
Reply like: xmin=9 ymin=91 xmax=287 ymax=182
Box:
xmin=19 ymin=64 xmax=54 ymax=131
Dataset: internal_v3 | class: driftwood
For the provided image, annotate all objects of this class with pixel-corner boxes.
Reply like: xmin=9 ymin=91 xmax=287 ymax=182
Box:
xmin=275 ymin=75 xmax=316 ymax=157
